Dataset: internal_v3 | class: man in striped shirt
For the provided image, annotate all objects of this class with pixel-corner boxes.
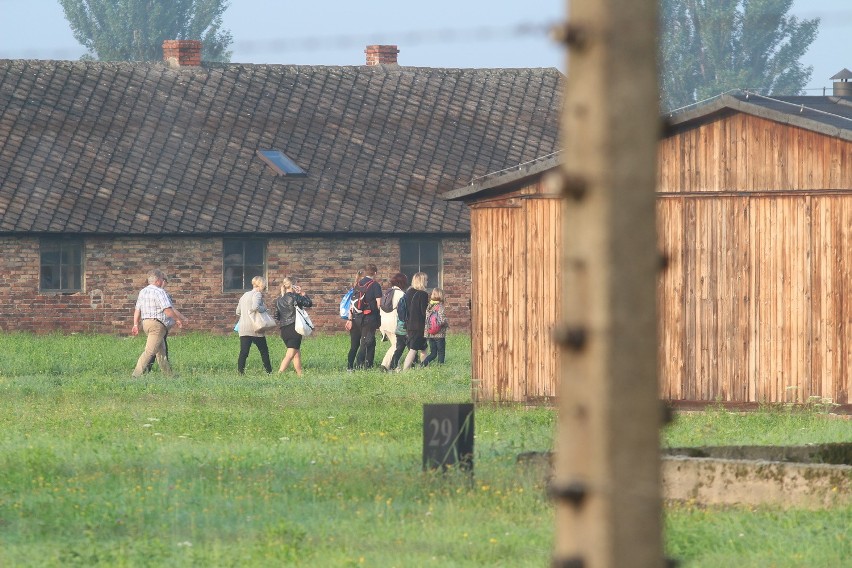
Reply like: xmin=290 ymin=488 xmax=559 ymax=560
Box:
xmin=131 ymin=269 xmax=185 ymax=377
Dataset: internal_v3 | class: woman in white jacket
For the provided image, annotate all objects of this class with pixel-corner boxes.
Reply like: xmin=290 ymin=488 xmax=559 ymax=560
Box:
xmin=379 ymin=272 xmax=408 ymax=371
xmin=235 ymin=275 xmax=273 ymax=374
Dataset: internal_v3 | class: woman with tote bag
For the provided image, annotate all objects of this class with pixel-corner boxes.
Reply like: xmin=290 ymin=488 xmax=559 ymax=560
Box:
xmin=235 ymin=276 xmax=274 ymax=374
xmin=273 ymin=277 xmax=313 ymax=377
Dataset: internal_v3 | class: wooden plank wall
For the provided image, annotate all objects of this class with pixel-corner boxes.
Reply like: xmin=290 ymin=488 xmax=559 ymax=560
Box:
xmin=659 ymin=113 xmax=852 ymax=192
xmin=469 ymin=190 xmax=561 ymax=403
xmin=811 ymin=197 xmax=852 ymax=404
xmin=525 ymin=196 xmax=561 ymax=400
xmin=470 ymin=201 xmax=523 ymax=402
xmin=657 ymin=113 xmax=852 ymax=405
xmin=748 ymin=195 xmax=812 ymax=403
xmin=657 ymin=198 xmax=684 ymax=400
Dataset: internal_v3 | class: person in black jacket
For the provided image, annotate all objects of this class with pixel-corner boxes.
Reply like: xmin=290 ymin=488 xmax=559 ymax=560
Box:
xmin=274 ymin=277 xmax=312 ymax=376
xmin=345 ymin=264 xmax=382 ymax=370
xmin=402 ymin=272 xmax=430 ymax=370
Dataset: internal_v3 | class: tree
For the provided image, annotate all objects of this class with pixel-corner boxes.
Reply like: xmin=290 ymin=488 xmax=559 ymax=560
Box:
xmin=659 ymin=0 xmax=819 ymax=111
xmin=59 ymin=0 xmax=233 ymax=63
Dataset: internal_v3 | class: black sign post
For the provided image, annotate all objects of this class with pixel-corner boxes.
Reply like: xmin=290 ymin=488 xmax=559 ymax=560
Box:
xmin=422 ymin=403 xmax=474 ymax=472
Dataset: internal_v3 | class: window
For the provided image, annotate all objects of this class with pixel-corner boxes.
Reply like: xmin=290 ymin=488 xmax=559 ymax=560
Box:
xmin=40 ymin=238 xmax=83 ymax=292
xmin=257 ymin=149 xmax=307 ymax=177
xmin=223 ymin=238 xmax=267 ymax=291
xmin=400 ymin=240 xmax=441 ymax=290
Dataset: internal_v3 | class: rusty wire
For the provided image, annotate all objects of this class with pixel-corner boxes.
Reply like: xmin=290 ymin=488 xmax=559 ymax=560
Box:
xmin=0 ymin=22 xmax=556 ymax=61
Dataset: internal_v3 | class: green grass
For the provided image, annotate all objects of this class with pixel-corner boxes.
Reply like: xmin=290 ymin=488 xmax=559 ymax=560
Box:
xmin=663 ymin=403 xmax=852 ymax=447
xmin=665 ymin=505 xmax=851 ymax=568
xmin=0 ymin=332 xmax=850 ymax=566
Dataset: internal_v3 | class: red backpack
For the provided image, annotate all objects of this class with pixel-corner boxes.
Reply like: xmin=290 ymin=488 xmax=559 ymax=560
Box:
xmin=426 ymin=309 xmax=441 ymax=334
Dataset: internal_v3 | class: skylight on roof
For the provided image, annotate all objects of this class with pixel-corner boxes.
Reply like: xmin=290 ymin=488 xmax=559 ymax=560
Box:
xmin=257 ymin=149 xmax=307 ymax=177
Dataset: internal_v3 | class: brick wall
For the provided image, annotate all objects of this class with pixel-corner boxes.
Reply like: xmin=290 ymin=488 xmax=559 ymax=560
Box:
xmin=364 ymin=45 xmax=399 ymax=66
xmin=439 ymin=237 xmax=473 ymax=329
xmin=0 ymin=236 xmax=471 ymax=335
xmin=162 ymin=40 xmax=202 ymax=67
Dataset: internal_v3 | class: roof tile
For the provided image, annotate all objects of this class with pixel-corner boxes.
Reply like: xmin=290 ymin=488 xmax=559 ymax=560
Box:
xmin=0 ymin=60 xmax=562 ymax=235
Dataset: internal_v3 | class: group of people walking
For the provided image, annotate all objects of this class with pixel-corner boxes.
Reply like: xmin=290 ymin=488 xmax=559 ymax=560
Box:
xmin=130 ymin=264 xmax=448 ymax=377
xmin=235 ymin=275 xmax=313 ymax=376
xmin=346 ymin=264 xmax=449 ymax=372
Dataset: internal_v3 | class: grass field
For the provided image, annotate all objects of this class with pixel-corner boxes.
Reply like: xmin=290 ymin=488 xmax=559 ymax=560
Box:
xmin=0 ymin=332 xmax=850 ymax=567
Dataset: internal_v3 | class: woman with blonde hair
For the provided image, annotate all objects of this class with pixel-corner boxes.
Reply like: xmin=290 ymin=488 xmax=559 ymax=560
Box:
xmin=402 ymin=272 xmax=430 ymax=370
xmin=235 ymin=276 xmax=273 ymax=374
xmin=274 ymin=277 xmax=312 ymax=376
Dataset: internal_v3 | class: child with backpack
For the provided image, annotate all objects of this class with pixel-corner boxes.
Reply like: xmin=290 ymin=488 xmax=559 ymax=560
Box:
xmin=422 ymin=287 xmax=448 ymax=366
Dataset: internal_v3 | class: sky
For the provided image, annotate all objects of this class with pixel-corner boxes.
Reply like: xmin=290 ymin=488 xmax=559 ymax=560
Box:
xmin=0 ymin=0 xmax=849 ymax=93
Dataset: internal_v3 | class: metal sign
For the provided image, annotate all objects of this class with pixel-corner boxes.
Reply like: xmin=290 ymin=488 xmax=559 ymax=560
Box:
xmin=422 ymin=403 xmax=474 ymax=472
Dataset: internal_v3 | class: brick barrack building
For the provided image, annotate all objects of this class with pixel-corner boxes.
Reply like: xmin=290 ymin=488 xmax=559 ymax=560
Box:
xmin=0 ymin=42 xmax=562 ymax=334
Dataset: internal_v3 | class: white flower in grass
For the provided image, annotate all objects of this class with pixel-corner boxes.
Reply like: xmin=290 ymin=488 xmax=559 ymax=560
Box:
xmin=177 ymin=541 xmax=192 ymax=547
xmin=279 ymin=437 xmax=290 ymax=441
xmin=154 ymin=433 xmax=163 ymax=437
xmin=142 ymin=424 xmax=152 ymax=428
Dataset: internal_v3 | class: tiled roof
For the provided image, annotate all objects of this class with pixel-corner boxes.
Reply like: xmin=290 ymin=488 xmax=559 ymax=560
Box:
xmin=0 ymin=60 xmax=563 ymax=235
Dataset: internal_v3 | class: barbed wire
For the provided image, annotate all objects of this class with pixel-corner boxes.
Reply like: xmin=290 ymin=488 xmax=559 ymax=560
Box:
xmin=4 ymin=9 xmax=852 ymax=60
xmin=3 ymin=12 xmax=852 ymax=82
xmin=3 ymin=2 xmax=852 ymax=56
xmin=235 ymin=22 xmax=554 ymax=53
xmin=0 ymin=22 xmax=557 ymax=61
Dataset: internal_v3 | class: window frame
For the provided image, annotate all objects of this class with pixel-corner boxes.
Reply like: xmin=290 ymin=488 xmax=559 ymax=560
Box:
xmin=256 ymin=149 xmax=307 ymax=177
xmin=40 ymin=238 xmax=84 ymax=293
xmin=400 ymin=239 xmax=442 ymax=290
xmin=222 ymin=238 xmax=268 ymax=292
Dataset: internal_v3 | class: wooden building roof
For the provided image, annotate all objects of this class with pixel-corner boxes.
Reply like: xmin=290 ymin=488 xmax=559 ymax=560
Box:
xmin=442 ymin=152 xmax=562 ymax=202
xmin=0 ymin=59 xmax=563 ymax=236
xmin=665 ymin=91 xmax=852 ymax=141
xmin=445 ymin=91 xmax=852 ymax=203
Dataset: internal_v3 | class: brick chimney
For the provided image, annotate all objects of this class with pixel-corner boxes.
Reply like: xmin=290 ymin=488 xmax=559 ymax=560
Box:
xmin=365 ymin=45 xmax=399 ymax=66
xmin=163 ymin=40 xmax=202 ymax=67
